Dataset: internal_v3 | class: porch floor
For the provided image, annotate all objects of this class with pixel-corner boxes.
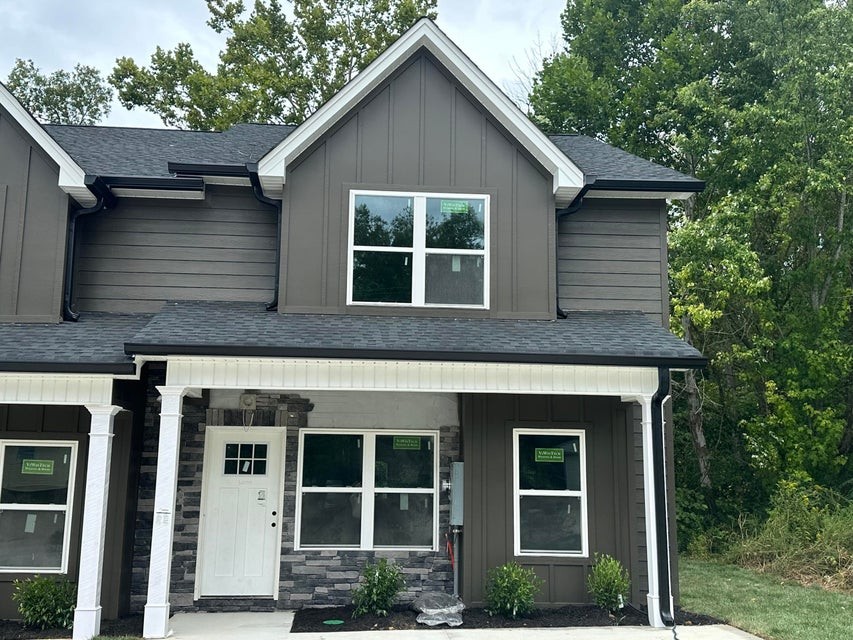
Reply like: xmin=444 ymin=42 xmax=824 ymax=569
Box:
xmin=168 ymin=611 xmax=761 ymax=640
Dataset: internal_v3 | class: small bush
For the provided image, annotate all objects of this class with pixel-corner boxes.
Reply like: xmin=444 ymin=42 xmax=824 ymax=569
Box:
xmin=12 ymin=575 xmax=76 ymax=630
xmin=352 ymin=558 xmax=404 ymax=617
xmin=587 ymin=553 xmax=630 ymax=615
xmin=484 ymin=562 xmax=542 ymax=619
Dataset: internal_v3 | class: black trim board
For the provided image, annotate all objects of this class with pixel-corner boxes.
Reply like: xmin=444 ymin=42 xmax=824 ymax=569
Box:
xmin=168 ymin=162 xmax=250 ymax=177
xmin=588 ymin=179 xmax=705 ymax=192
xmin=0 ymin=361 xmax=136 ymax=374
xmin=123 ymin=343 xmax=707 ymax=368
xmin=101 ymin=176 xmax=205 ymax=191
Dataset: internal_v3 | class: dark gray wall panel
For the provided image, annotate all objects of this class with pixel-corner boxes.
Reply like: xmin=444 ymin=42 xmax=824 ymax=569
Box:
xmin=558 ymin=199 xmax=667 ymax=325
xmin=461 ymin=394 xmax=647 ymax=607
xmin=282 ymin=52 xmax=554 ymax=318
xmin=0 ymin=106 xmax=67 ymax=322
xmin=75 ymin=186 xmax=277 ymax=312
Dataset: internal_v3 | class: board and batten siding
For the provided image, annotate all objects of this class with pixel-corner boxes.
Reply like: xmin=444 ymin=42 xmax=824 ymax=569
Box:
xmin=0 ymin=104 xmax=68 ymax=322
xmin=558 ymin=199 xmax=668 ymax=325
xmin=280 ymin=51 xmax=556 ymax=319
xmin=74 ymin=186 xmax=277 ymax=313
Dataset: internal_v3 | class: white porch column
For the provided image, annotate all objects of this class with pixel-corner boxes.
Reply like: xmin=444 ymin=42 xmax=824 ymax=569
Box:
xmin=143 ymin=386 xmax=196 ymax=639
xmin=639 ymin=395 xmax=666 ymax=628
xmin=73 ymin=404 xmax=122 ymax=640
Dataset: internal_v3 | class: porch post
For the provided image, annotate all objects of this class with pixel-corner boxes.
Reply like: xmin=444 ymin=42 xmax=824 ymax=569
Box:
xmin=143 ymin=386 xmax=195 ymax=639
xmin=639 ymin=395 xmax=665 ymax=627
xmin=73 ymin=404 xmax=122 ymax=640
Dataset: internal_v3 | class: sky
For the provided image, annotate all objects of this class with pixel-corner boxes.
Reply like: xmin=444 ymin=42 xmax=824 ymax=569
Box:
xmin=0 ymin=0 xmax=566 ymax=128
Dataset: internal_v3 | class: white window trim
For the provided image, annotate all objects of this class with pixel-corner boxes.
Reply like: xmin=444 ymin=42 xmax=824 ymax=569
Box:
xmin=295 ymin=428 xmax=440 ymax=551
xmin=512 ymin=428 xmax=589 ymax=558
xmin=346 ymin=189 xmax=490 ymax=309
xmin=0 ymin=439 xmax=78 ymax=573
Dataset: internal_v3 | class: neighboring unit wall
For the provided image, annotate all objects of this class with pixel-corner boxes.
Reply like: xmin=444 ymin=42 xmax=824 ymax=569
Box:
xmin=460 ymin=394 xmax=648 ymax=607
xmin=281 ymin=52 xmax=555 ymax=319
xmin=0 ymin=105 xmax=68 ymax=322
xmin=74 ymin=186 xmax=277 ymax=313
xmin=557 ymin=199 xmax=668 ymax=325
xmin=0 ymin=404 xmax=136 ymax=620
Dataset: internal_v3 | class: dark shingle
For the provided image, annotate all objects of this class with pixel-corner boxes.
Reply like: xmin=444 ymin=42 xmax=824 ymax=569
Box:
xmin=0 ymin=314 xmax=153 ymax=373
xmin=127 ymin=301 xmax=704 ymax=367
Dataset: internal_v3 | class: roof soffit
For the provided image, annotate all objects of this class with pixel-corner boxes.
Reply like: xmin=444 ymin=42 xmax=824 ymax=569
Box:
xmin=257 ymin=19 xmax=585 ymax=205
xmin=0 ymin=83 xmax=96 ymax=206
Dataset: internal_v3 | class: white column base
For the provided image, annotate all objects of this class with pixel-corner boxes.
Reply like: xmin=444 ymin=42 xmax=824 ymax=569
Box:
xmin=646 ymin=594 xmax=664 ymax=627
xmin=143 ymin=603 xmax=171 ymax=638
xmin=72 ymin=606 xmax=101 ymax=640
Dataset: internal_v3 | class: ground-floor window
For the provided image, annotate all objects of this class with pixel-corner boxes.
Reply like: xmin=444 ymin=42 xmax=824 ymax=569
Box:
xmin=513 ymin=429 xmax=587 ymax=556
xmin=0 ymin=440 xmax=77 ymax=572
xmin=296 ymin=430 xmax=438 ymax=550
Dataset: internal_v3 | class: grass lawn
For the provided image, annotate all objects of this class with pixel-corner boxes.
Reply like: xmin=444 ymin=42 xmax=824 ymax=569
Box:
xmin=679 ymin=559 xmax=852 ymax=640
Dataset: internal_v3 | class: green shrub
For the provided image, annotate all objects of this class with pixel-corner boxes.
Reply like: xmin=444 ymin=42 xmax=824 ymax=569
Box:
xmin=352 ymin=558 xmax=404 ymax=617
xmin=484 ymin=562 xmax=542 ymax=619
xmin=12 ymin=575 xmax=76 ymax=630
xmin=587 ymin=553 xmax=630 ymax=615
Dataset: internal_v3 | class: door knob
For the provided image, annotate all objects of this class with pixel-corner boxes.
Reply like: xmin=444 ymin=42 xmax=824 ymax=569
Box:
xmin=271 ymin=522 xmax=277 ymax=527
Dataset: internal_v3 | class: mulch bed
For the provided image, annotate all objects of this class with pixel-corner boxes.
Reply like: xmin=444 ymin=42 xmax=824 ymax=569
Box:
xmin=0 ymin=614 xmax=142 ymax=639
xmin=290 ymin=604 xmax=721 ymax=633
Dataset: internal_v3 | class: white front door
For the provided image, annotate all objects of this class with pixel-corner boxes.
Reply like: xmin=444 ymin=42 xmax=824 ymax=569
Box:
xmin=198 ymin=427 xmax=284 ymax=597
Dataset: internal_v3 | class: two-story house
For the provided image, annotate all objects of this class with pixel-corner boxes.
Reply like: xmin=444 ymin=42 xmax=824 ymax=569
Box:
xmin=0 ymin=19 xmax=704 ymax=640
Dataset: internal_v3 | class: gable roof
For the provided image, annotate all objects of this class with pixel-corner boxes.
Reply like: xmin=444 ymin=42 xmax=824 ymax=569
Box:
xmin=255 ymin=18 xmax=586 ymax=206
xmin=0 ymin=82 xmax=96 ymax=206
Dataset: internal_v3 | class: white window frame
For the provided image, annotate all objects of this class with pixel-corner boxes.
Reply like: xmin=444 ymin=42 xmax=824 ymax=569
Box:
xmin=346 ymin=189 xmax=490 ymax=309
xmin=295 ymin=429 xmax=440 ymax=551
xmin=0 ymin=439 xmax=78 ymax=573
xmin=512 ymin=428 xmax=588 ymax=557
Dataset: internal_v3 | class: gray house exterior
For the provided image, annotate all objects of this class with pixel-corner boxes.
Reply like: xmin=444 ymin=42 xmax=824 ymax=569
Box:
xmin=0 ymin=19 xmax=703 ymax=640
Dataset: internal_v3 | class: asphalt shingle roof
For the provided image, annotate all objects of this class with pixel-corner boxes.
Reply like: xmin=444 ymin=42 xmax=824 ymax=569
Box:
xmin=0 ymin=314 xmax=153 ymax=373
xmin=44 ymin=121 xmax=700 ymax=188
xmin=126 ymin=301 xmax=705 ymax=367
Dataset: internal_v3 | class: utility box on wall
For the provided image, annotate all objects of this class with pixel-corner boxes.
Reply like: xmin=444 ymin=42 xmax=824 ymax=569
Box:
xmin=450 ymin=462 xmax=464 ymax=526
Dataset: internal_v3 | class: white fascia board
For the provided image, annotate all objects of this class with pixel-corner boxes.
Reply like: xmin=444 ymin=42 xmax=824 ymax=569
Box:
xmin=109 ymin=188 xmax=206 ymax=200
xmin=585 ymin=189 xmax=696 ymax=201
xmin=164 ymin=356 xmax=659 ymax=397
xmin=257 ymin=19 xmax=584 ymax=199
xmin=0 ymin=84 xmax=96 ymax=207
xmin=0 ymin=373 xmax=113 ymax=405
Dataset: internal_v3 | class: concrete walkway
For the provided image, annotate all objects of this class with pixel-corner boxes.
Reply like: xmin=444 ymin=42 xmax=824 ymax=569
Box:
xmin=169 ymin=611 xmax=762 ymax=640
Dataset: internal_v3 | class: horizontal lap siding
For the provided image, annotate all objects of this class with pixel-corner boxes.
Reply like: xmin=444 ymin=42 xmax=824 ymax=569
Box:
xmin=558 ymin=200 xmax=667 ymax=325
xmin=75 ymin=187 xmax=277 ymax=312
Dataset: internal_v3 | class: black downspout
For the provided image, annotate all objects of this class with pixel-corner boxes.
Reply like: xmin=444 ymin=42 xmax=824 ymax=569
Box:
xmin=63 ymin=176 xmax=115 ymax=321
xmin=554 ymin=182 xmax=593 ymax=318
xmin=246 ymin=162 xmax=282 ymax=312
xmin=652 ymin=366 xmax=675 ymax=626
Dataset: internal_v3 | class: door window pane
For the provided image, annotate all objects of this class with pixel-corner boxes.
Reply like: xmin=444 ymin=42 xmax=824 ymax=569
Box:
xmin=352 ymin=251 xmax=413 ymax=303
xmin=223 ymin=442 xmax=269 ymax=476
xmin=519 ymin=495 xmax=582 ymax=553
xmin=1 ymin=445 xmax=72 ymax=505
xmin=374 ymin=493 xmax=433 ymax=547
xmin=354 ymin=195 xmax=413 ymax=247
xmin=0 ymin=510 xmax=66 ymax=569
xmin=518 ymin=434 xmax=581 ymax=491
xmin=424 ymin=254 xmax=484 ymax=306
xmin=300 ymin=493 xmax=361 ymax=546
xmin=375 ymin=435 xmax=433 ymax=488
xmin=425 ymin=197 xmax=485 ymax=249
xmin=301 ymin=434 xmax=362 ymax=487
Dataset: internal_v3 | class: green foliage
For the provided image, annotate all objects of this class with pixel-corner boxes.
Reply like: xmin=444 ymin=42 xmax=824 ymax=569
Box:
xmin=484 ymin=562 xmax=542 ymax=619
xmin=110 ymin=0 xmax=437 ymax=130
xmin=351 ymin=558 xmax=404 ymax=617
xmin=729 ymin=478 xmax=853 ymax=590
xmin=6 ymin=58 xmax=112 ymax=124
xmin=12 ymin=576 xmax=77 ymax=630
xmin=586 ymin=554 xmax=630 ymax=615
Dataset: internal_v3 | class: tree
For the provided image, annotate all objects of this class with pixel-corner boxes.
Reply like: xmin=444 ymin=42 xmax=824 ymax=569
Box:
xmin=529 ymin=0 xmax=853 ymax=535
xmin=5 ymin=59 xmax=112 ymax=125
xmin=110 ymin=0 xmax=437 ymax=130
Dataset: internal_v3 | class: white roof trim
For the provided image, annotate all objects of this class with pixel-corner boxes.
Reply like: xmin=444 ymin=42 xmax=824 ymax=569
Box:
xmin=164 ymin=356 xmax=659 ymax=396
xmin=0 ymin=373 xmax=113 ymax=405
xmin=257 ymin=19 xmax=585 ymax=206
xmin=585 ymin=189 xmax=697 ymax=201
xmin=0 ymin=83 xmax=96 ymax=206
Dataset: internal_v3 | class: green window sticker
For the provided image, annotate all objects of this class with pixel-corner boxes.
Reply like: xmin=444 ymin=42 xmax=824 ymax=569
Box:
xmin=534 ymin=448 xmax=564 ymax=463
xmin=392 ymin=436 xmax=421 ymax=450
xmin=21 ymin=459 xmax=55 ymax=475
xmin=440 ymin=200 xmax=469 ymax=214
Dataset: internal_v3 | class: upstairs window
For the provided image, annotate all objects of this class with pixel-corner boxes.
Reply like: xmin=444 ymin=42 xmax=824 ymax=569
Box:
xmin=347 ymin=190 xmax=489 ymax=308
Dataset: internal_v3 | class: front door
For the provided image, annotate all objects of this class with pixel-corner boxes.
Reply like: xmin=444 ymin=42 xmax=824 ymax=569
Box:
xmin=198 ymin=427 xmax=284 ymax=597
